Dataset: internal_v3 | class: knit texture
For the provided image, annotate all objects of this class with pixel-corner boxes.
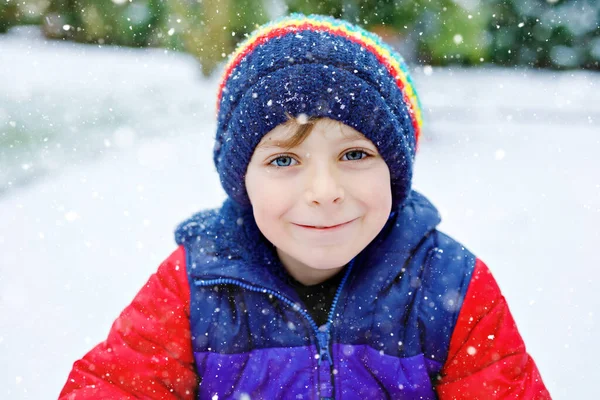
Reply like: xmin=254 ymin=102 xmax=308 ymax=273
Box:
xmin=215 ymin=14 xmax=423 ymax=209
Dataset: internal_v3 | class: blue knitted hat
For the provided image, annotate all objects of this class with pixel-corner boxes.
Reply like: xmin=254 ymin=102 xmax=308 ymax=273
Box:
xmin=214 ymin=14 xmax=423 ymax=210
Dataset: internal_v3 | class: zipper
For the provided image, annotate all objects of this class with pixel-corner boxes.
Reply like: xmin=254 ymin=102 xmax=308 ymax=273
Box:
xmin=193 ymin=259 xmax=355 ymax=399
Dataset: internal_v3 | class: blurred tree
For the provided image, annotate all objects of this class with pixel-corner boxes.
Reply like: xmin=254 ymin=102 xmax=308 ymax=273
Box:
xmin=285 ymin=0 xmax=343 ymax=17
xmin=44 ymin=0 xmax=162 ymax=46
xmin=485 ymin=0 xmax=600 ymax=69
xmin=41 ymin=0 xmax=267 ymax=75
xmin=2 ymin=0 xmax=598 ymax=73
xmin=164 ymin=0 xmax=267 ymax=76
xmin=285 ymin=0 xmax=489 ymax=65
xmin=1 ymin=0 xmax=48 ymax=33
xmin=413 ymin=0 xmax=490 ymax=65
xmin=0 ymin=2 xmax=19 ymax=33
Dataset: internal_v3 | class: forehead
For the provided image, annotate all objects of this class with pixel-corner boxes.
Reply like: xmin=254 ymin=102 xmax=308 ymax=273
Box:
xmin=256 ymin=118 xmax=368 ymax=148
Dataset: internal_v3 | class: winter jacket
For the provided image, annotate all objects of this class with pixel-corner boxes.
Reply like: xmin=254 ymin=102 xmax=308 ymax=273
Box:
xmin=60 ymin=191 xmax=550 ymax=399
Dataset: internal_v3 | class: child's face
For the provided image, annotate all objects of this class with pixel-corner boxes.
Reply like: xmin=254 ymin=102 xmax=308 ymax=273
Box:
xmin=245 ymin=118 xmax=392 ymax=284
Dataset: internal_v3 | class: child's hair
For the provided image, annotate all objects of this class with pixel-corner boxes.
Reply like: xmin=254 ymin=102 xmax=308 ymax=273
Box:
xmin=276 ymin=113 xmax=364 ymax=150
xmin=276 ymin=112 xmax=321 ymax=150
xmin=213 ymin=14 xmax=424 ymax=210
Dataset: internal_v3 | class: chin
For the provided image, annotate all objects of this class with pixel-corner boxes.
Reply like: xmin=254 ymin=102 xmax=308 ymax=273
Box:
xmin=297 ymin=251 xmax=355 ymax=271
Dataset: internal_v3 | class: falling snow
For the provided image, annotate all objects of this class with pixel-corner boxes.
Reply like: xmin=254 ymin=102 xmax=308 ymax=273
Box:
xmin=0 ymin=24 xmax=598 ymax=400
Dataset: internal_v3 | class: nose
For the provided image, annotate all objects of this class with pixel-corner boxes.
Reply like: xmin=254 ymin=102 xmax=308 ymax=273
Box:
xmin=304 ymin=163 xmax=345 ymax=206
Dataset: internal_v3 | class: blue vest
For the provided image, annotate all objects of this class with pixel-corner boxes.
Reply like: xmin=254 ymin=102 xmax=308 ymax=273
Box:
xmin=175 ymin=191 xmax=476 ymax=399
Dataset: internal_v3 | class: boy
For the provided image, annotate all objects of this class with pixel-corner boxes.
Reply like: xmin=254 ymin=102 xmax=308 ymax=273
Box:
xmin=60 ymin=14 xmax=550 ymax=399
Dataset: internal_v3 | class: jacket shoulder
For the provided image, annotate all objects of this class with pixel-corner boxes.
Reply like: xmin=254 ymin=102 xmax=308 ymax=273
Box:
xmin=174 ymin=207 xmax=222 ymax=246
xmin=410 ymin=229 xmax=478 ymax=363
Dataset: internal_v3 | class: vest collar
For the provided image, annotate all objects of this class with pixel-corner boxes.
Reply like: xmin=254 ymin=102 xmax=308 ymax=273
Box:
xmin=174 ymin=190 xmax=441 ymax=297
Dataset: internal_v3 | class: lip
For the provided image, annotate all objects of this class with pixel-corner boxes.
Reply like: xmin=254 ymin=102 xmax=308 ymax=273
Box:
xmin=293 ymin=218 xmax=357 ymax=231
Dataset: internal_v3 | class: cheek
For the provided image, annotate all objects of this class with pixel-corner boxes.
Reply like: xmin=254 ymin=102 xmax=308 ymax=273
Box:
xmin=349 ymin=165 xmax=392 ymax=211
xmin=246 ymin=172 xmax=294 ymax=224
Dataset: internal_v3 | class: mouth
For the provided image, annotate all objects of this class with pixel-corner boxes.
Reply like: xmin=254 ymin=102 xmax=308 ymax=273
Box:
xmin=294 ymin=218 xmax=357 ymax=230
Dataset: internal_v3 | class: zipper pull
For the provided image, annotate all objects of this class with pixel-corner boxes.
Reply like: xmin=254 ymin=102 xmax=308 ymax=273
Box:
xmin=316 ymin=328 xmax=331 ymax=364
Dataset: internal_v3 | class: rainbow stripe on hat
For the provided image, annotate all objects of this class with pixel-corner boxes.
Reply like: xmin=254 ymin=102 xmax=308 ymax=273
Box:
xmin=217 ymin=14 xmax=423 ymax=145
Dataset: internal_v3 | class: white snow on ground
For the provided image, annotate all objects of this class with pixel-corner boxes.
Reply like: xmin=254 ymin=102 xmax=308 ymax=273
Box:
xmin=1 ymin=27 xmax=599 ymax=399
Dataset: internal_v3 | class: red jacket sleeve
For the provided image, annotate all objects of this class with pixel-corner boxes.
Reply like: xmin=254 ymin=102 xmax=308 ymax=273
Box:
xmin=436 ymin=259 xmax=551 ymax=399
xmin=59 ymin=246 xmax=198 ymax=399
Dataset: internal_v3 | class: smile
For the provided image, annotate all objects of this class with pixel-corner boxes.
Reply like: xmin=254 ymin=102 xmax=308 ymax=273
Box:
xmin=294 ymin=218 xmax=357 ymax=231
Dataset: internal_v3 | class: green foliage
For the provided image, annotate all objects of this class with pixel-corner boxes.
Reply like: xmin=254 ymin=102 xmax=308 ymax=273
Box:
xmin=485 ymin=0 xmax=600 ymax=69
xmin=1 ymin=0 xmax=48 ymax=32
xmin=0 ymin=2 xmax=18 ymax=33
xmin=43 ymin=0 xmax=162 ymax=46
xmin=417 ymin=1 xmax=490 ymax=65
xmin=284 ymin=0 xmax=489 ymax=65
xmin=40 ymin=0 xmax=267 ymax=75
xmin=285 ymin=0 xmax=344 ymax=17
xmin=2 ymin=0 xmax=599 ymax=73
xmin=162 ymin=0 xmax=268 ymax=75
xmin=284 ymin=0 xmax=438 ymax=32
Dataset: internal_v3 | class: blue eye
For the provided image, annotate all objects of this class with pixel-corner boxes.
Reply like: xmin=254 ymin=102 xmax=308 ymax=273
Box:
xmin=343 ymin=150 xmax=368 ymax=161
xmin=270 ymin=156 xmax=297 ymax=167
xmin=268 ymin=151 xmax=367 ymax=166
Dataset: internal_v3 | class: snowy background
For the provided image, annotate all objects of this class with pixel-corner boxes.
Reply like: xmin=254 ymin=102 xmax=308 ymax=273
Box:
xmin=1 ymin=26 xmax=598 ymax=399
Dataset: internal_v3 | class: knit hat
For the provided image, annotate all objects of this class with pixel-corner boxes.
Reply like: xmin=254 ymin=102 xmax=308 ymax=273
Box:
xmin=214 ymin=14 xmax=423 ymax=209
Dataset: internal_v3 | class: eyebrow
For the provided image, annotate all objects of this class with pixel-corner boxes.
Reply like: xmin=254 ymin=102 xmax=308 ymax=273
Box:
xmin=255 ymin=131 xmax=369 ymax=150
xmin=255 ymin=141 xmax=288 ymax=150
xmin=339 ymin=131 xmax=368 ymax=142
